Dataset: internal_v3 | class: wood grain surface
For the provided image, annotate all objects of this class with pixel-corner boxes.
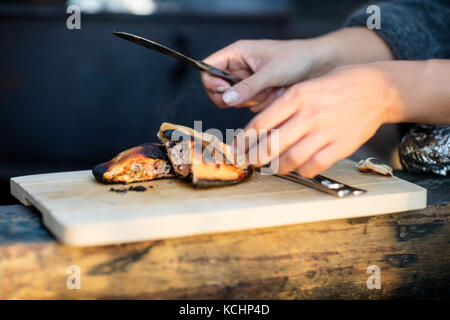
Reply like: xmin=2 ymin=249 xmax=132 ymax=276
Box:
xmin=0 ymin=203 xmax=449 ymax=299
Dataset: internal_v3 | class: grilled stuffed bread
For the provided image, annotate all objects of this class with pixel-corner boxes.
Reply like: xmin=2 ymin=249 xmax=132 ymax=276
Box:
xmin=92 ymin=143 xmax=174 ymax=184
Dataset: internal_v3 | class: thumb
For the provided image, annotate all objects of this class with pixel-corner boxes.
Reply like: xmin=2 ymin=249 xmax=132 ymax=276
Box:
xmin=222 ymin=70 xmax=271 ymax=106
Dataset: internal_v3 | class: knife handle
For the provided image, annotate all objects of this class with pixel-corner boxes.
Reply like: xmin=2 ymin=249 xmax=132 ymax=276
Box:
xmin=199 ymin=62 xmax=242 ymax=85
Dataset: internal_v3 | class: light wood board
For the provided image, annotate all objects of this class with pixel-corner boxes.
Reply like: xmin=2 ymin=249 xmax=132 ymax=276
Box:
xmin=10 ymin=159 xmax=426 ymax=246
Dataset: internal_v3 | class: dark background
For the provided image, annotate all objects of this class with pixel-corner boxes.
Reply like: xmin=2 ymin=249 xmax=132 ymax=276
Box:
xmin=0 ymin=0 xmax=370 ymax=204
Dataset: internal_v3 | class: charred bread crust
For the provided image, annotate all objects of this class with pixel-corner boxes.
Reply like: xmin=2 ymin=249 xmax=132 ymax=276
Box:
xmin=92 ymin=142 xmax=174 ymax=184
xmin=138 ymin=143 xmax=170 ymax=160
xmin=160 ymin=129 xmax=192 ymax=143
xmin=193 ymin=164 xmax=254 ymax=188
xmin=92 ymin=163 xmax=113 ymax=184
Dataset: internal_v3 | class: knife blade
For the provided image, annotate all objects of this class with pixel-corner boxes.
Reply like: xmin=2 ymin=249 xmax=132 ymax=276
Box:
xmin=114 ymin=31 xmax=242 ymax=85
xmin=275 ymin=171 xmax=367 ymax=198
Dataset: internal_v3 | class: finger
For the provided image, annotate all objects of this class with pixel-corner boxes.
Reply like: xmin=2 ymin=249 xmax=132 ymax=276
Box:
xmin=277 ymin=132 xmax=331 ymax=174
xmin=249 ymin=87 xmax=286 ymax=113
xmin=203 ymin=48 xmax=232 ymax=70
xmin=201 ymin=73 xmax=231 ymax=93
xmin=249 ymin=101 xmax=271 ymax=113
xmin=295 ymin=142 xmax=350 ymax=178
xmin=246 ymin=113 xmax=312 ymax=168
xmin=233 ymin=87 xmax=280 ymax=109
xmin=202 ymin=44 xmax=246 ymax=93
xmin=238 ymin=88 xmax=274 ymax=109
xmin=207 ymin=88 xmax=272 ymax=109
xmin=222 ymin=67 xmax=274 ymax=106
xmin=244 ymin=86 xmax=300 ymax=133
xmin=238 ymin=87 xmax=274 ymax=107
xmin=203 ymin=39 xmax=253 ymax=66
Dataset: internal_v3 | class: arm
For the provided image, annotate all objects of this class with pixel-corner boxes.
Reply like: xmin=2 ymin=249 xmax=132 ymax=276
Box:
xmin=202 ymin=0 xmax=450 ymax=110
xmin=383 ymin=59 xmax=450 ymax=124
xmin=313 ymin=27 xmax=394 ymax=70
xmin=243 ymin=60 xmax=450 ymax=178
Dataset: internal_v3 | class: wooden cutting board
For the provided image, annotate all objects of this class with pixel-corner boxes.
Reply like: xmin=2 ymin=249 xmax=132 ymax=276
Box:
xmin=10 ymin=159 xmax=426 ymax=246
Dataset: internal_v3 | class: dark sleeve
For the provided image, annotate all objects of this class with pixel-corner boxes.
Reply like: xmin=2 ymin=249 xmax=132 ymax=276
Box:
xmin=344 ymin=0 xmax=450 ymax=60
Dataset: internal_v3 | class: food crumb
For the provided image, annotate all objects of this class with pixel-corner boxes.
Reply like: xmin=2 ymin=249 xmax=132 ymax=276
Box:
xmin=109 ymin=185 xmax=147 ymax=194
xmin=128 ymin=186 xmax=147 ymax=192
xmin=109 ymin=187 xmax=128 ymax=194
xmin=357 ymin=158 xmax=393 ymax=177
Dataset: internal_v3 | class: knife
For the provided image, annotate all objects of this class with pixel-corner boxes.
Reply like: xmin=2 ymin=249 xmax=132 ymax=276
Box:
xmin=114 ymin=31 xmax=242 ymax=85
xmin=275 ymin=171 xmax=367 ymax=198
xmin=114 ymin=31 xmax=366 ymax=198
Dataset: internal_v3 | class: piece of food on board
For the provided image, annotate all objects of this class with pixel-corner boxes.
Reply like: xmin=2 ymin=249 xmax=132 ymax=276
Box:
xmin=92 ymin=143 xmax=174 ymax=184
xmin=157 ymin=122 xmax=254 ymax=187
xmin=356 ymin=158 xmax=393 ymax=177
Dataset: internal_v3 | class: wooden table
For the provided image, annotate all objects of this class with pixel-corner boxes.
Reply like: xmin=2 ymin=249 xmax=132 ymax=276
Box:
xmin=0 ymin=171 xmax=449 ymax=299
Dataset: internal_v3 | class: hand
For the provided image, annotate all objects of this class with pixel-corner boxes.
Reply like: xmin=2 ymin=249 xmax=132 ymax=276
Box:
xmin=200 ymin=39 xmax=333 ymax=112
xmin=201 ymin=28 xmax=395 ymax=113
xmin=244 ymin=62 xmax=402 ymax=178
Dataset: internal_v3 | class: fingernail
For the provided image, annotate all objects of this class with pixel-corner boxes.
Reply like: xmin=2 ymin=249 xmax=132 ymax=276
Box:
xmin=223 ymin=90 xmax=240 ymax=105
xmin=216 ymin=85 xmax=230 ymax=93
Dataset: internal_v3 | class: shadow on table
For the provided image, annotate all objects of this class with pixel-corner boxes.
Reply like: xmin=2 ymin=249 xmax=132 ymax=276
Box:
xmin=0 ymin=205 xmax=54 ymax=244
